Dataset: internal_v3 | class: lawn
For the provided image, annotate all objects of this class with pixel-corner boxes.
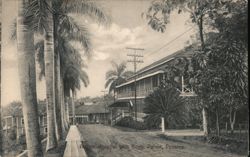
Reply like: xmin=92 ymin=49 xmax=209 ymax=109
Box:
xmin=79 ymin=124 xmax=247 ymax=157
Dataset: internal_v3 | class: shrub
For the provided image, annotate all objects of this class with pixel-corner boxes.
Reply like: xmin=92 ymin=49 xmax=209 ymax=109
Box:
xmin=116 ymin=116 xmax=148 ymax=130
xmin=7 ymin=129 xmax=17 ymax=141
xmin=144 ymin=87 xmax=187 ymax=129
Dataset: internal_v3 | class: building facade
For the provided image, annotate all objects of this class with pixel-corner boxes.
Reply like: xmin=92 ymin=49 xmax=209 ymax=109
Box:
xmin=69 ymin=102 xmax=110 ymax=124
xmin=2 ymin=100 xmax=47 ymax=139
xmin=114 ymin=46 xmax=194 ymax=116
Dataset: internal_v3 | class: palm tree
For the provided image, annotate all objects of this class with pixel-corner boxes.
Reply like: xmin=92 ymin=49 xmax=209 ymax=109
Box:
xmin=52 ymin=0 xmax=109 ymax=133
xmin=144 ymin=87 xmax=187 ymax=129
xmin=105 ymin=61 xmax=133 ymax=97
xmin=29 ymin=0 xmax=109 ymax=148
xmin=44 ymin=0 xmax=58 ymax=151
xmin=35 ymin=37 xmax=90 ymax=126
xmin=0 ymin=0 xmax=3 ymax=155
xmin=63 ymin=64 xmax=89 ymax=124
xmin=16 ymin=0 xmax=43 ymax=156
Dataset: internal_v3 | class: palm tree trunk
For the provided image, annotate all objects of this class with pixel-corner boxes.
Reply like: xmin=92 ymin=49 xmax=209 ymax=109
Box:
xmin=65 ymin=96 xmax=70 ymax=125
xmin=54 ymin=50 xmax=63 ymax=140
xmin=229 ymin=107 xmax=236 ymax=134
xmin=70 ymin=90 xmax=76 ymax=125
xmin=0 ymin=1 xmax=3 ymax=155
xmin=216 ymin=108 xmax=220 ymax=137
xmin=45 ymin=0 xmax=57 ymax=151
xmin=16 ymin=0 xmax=43 ymax=156
xmin=53 ymin=11 xmax=63 ymax=140
xmin=60 ymin=72 xmax=67 ymax=132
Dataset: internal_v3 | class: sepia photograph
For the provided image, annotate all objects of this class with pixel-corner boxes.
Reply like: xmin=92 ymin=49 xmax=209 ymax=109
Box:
xmin=0 ymin=0 xmax=248 ymax=157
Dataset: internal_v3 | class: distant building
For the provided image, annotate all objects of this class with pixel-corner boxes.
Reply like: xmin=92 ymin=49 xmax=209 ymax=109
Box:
xmin=69 ymin=101 xmax=110 ymax=124
xmin=2 ymin=100 xmax=47 ymax=138
xmin=110 ymin=46 xmax=195 ymax=123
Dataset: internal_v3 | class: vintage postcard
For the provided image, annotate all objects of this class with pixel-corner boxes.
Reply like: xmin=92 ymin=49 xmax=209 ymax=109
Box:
xmin=0 ymin=0 xmax=248 ymax=157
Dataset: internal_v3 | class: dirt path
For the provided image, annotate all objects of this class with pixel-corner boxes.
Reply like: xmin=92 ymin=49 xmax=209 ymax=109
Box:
xmin=78 ymin=124 xmax=244 ymax=157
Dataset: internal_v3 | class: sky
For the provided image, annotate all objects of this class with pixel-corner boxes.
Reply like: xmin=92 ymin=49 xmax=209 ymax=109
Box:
xmin=1 ymin=0 xmax=197 ymax=106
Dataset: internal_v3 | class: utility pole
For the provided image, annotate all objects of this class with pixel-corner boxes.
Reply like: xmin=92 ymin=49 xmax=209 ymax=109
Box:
xmin=126 ymin=47 xmax=144 ymax=129
xmin=101 ymin=90 xmax=108 ymax=125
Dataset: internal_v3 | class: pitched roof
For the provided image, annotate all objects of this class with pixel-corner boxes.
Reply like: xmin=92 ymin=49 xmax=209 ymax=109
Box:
xmin=70 ymin=103 xmax=109 ymax=115
xmin=126 ymin=45 xmax=196 ymax=81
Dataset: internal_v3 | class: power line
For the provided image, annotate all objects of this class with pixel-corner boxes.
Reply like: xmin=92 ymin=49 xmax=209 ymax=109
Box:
xmin=145 ymin=27 xmax=195 ymax=58
xmin=126 ymin=47 xmax=144 ymax=130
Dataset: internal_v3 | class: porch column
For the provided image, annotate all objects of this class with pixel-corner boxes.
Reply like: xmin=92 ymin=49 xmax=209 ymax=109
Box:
xmin=38 ymin=116 xmax=41 ymax=125
xmin=16 ymin=117 xmax=20 ymax=140
xmin=12 ymin=116 xmax=14 ymax=127
xmin=122 ymin=110 xmax=124 ymax=118
xmin=110 ymin=109 xmax=113 ymax=126
xmin=157 ymin=75 xmax=160 ymax=86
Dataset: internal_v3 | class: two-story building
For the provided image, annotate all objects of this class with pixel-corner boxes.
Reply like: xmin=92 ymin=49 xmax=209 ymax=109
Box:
xmin=110 ymin=46 xmax=195 ymax=122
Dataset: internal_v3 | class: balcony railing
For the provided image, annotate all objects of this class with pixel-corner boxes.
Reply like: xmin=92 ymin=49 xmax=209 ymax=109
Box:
xmin=117 ymin=87 xmax=158 ymax=99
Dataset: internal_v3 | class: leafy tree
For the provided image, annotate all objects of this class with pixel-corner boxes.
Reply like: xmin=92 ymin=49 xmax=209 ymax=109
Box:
xmin=144 ymin=87 xmax=187 ymax=129
xmin=145 ymin=0 xmax=248 ymax=136
xmin=105 ymin=61 xmax=133 ymax=94
xmin=143 ymin=0 xmax=229 ymax=49
xmin=3 ymin=101 xmax=22 ymax=117
xmin=143 ymin=0 xmax=224 ymax=135
xmin=192 ymin=0 xmax=248 ymax=135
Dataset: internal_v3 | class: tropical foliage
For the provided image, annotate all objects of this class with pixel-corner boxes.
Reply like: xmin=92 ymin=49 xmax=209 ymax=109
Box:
xmin=8 ymin=0 xmax=110 ymax=155
xmin=145 ymin=0 xmax=248 ymax=136
xmin=105 ymin=61 xmax=133 ymax=93
xmin=191 ymin=0 xmax=248 ymax=135
xmin=144 ymin=87 xmax=187 ymax=129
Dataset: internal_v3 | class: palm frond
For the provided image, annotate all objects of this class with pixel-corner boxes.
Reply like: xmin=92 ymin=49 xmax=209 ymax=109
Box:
xmin=25 ymin=0 xmax=51 ymax=33
xmin=108 ymin=82 xmax=117 ymax=93
xmin=105 ymin=70 xmax=118 ymax=80
xmin=62 ymin=0 xmax=111 ymax=26
xmin=111 ymin=60 xmax=119 ymax=70
xmin=59 ymin=15 xmax=92 ymax=57
xmin=117 ymin=62 xmax=127 ymax=76
xmin=79 ymin=70 xmax=89 ymax=87
xmin=122 ymin=71 xmax=134 ymax=79
xmin=105 ymin=78 xmax=115 ymax=89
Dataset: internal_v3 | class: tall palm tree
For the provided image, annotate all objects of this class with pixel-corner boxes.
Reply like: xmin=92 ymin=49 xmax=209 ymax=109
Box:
xmin=52 ymin=0 xmax=109 ymax=133
xmin=43 ymin=0 xmax=58 ymax=151
xmin=0 ymin=0 xmax=3 ymax=155
xmin=105 ymin=61 xmax=133 ymax=96
xmin=16 ymin=0 xmax=43 ymax=156
xmin=34 ymin=0 xmax=109 ymax=138
xmin=35 ymin=37 xmax=89 ymax=126
xmin=27 ymin=0 xmax=109 ymax=148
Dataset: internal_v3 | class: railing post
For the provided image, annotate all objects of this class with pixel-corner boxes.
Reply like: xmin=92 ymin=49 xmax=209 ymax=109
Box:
xmin=225 ymin=122 xmax=228 ymax=134
xmin=239 ymin=124 xmax=241 ymax=139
